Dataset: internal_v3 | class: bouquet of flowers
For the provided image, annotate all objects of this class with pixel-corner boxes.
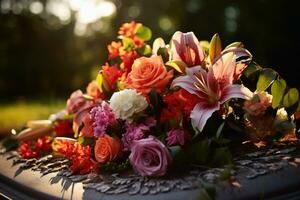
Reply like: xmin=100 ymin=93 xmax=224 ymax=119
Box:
xmin=7 ymin=21 xmax=300 ymax=177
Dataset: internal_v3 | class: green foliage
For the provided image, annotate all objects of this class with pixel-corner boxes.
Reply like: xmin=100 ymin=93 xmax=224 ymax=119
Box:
xmin=122 ymin=37 xmax=135 ymax=51
xmin=215 ymin=122 xmax=225 ymax=139
xmin=157 ymin=47 xmax=169 ymax=63
xmin=283 ymin=88 xmax=299 ymax=108
xmin=256 ymin=68 xmax=277 ymax=92
xmin=198 ymin=181 xmax=216 ymax=200
xmin=100 ymin=159 xmax=130 ymax=173
xmin=77 ymin=136 xmax=94 ymax=145
xmin=136 ymin=25 xmax=152 ymax=41
xmin=212 ymin=147 xmax=232 ymax=166
xmin=271 ymin=78 xmax=286 ymax=108
xmin=243 ymin=62 xmax=261 ymax=79
xmin=137 ymin=44 xmax=152 ymax=57
xmin=149 ymin=88 xmax=164 ymax=119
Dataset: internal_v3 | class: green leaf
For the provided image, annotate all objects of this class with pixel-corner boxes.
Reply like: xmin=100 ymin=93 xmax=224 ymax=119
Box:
xmin=157 ymin=47 xmax=169 ymax=63
xmin=199 ymin=181 xmax=216 ymax=200
xmin=216 ymin=121 xmax=225 ymax=139
xmin=188 ymin=140 xmax=210 ymax=164
xmin=256 ymin=68 xmax=277 ymax=92
xmin=122 ymin=37 xmax=135 ymax=51
xmin=137 ymin=44 xmax=152 ymax=57
xmin=149 ymin=88 xmax=163 ymax=118
xmin=77 ymin=136 xmax=94 ymax=145
xmin=212 ymin=147 xmax=232 ymax=166
xmin=283 ymin=88 xmax=299 ymax=108
xmin=166 ymin=60 xmax=187 ymax=73
xmin=136 ymin=25 xmax=152 ymax=41
xmin=243 ymin=62 xmax=261 ymax=79
xmin=271 ymin=78 xmax=286 ymax=108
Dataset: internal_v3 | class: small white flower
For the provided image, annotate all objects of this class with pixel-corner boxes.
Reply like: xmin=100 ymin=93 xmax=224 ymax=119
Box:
xmin=109 ymin=89 xmax=148 ymax=120
xmin=276 ymin=108 xmax=288 ymax=121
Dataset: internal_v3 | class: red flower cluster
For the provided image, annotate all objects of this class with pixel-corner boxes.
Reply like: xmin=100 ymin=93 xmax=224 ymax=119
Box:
xmin=101 ymin=63 xmax=123 ymax=91
xmin=161 ymin=89 xmax=199 ymax=124
xmin=54 ymin=120 xmax=74 ymax=137
xmin=18 ymin=136 xmax=52 ymax=159
xmin=118 ymin=21 xmax=144 ymax=47
xmin=54 ymin=139 xmax=97 ymax=174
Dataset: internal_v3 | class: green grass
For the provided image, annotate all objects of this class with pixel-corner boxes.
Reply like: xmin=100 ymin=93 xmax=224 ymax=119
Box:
xmin=0 ymin=100 xmax=66 ymax=130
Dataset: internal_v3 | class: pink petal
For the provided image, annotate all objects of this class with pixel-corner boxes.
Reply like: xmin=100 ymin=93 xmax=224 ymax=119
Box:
xmin=190 ymin=103 xmax=220 ymax=132
xmin=220 ymin=84 xmax=253 ymax=104
xmin=171 ymin=31 xmax=204 ymax=66
xmin=212 ymin=52 xmax=236 ymax=85
xmin=172 ymin=75 xmax=199 ymax=96
xmin=213 ymin=47 xmax=252 ymax=64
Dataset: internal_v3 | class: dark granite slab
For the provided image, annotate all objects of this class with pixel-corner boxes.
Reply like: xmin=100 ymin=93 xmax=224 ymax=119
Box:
xmin=1 ymin=146 xmax=300 ymax=200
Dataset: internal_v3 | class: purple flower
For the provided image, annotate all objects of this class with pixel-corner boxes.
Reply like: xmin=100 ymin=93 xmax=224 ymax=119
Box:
xmin=90 ymin=101 xmax=117 ymax=138
xmin=129 ymin=137 xmax=172 ymax=176
xmin=166 ymin=129 xmax=191 ymax=146
xmin=122 ymin=117 xmax=156 ymax=151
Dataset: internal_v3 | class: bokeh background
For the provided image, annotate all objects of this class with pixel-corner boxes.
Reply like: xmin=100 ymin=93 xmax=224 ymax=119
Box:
xmin=0 ymin=0 xmax=299 ymax=131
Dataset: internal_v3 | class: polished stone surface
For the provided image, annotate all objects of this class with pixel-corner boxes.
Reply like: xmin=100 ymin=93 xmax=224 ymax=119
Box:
xmin=1 ymin=145 xmax=300 ymax=200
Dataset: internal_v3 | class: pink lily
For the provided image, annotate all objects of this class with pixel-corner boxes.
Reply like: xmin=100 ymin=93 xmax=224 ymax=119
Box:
xmin=170 ymin=31 xmax=205 ymax=67
xmin=172 ymin=52 xmax=253 ymax=132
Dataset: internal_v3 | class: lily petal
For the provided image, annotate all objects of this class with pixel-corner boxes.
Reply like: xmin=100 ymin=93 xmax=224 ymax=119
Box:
xmin=213 ymin=47 xmax=252 ymax=65
xmin=172 ymin=75 xmax=200 ymax=96
xmin=212 ymin=52 xmax=236 ymax=85
xmin=171 ymin=31 xmax=205 ymax=66
xmin=220 ymin=84 xmax=253 ymax=104
xmin=191 ymin=103 xmax=220 ymax=132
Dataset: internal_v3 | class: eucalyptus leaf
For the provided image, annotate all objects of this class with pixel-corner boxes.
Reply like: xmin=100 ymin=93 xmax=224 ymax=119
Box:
xmin=136 ymin=25 xmax=152 ymax=41
xmin=256 ymin=68 xmax=277 ymax=92
xmin=283 ymin=88 xmax=299 ymax=108
xmin=271 ymin=78 xmax=286 ymax=108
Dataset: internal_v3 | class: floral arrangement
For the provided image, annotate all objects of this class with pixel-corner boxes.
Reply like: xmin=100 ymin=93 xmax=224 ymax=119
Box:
xmin=6 ymin=21 xmax=300 ymax=177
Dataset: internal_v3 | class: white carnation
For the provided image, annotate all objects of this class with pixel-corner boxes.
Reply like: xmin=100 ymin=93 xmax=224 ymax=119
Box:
xmin=109 ymin=89 xmax=148 ymax=120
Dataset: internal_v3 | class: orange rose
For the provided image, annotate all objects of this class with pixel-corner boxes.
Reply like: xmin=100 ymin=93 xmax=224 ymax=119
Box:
xmin=94 ymin=134 xmax=122 ymax=163
xmin=126 ymin=56 xmax=173 ymax=95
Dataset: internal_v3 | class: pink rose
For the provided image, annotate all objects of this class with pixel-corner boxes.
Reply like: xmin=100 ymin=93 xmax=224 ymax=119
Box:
xmin=129 ymin=137 xmax=172 ymax=176
xmin=166 ymin=129 xmax=191 ymax=146
xmin=66 ymin=90 xmax=91 ymax=114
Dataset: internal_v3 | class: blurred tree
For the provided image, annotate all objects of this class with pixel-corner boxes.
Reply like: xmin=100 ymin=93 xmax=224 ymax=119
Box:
xmin=0 ymin=0 xmax=299 ymax=101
